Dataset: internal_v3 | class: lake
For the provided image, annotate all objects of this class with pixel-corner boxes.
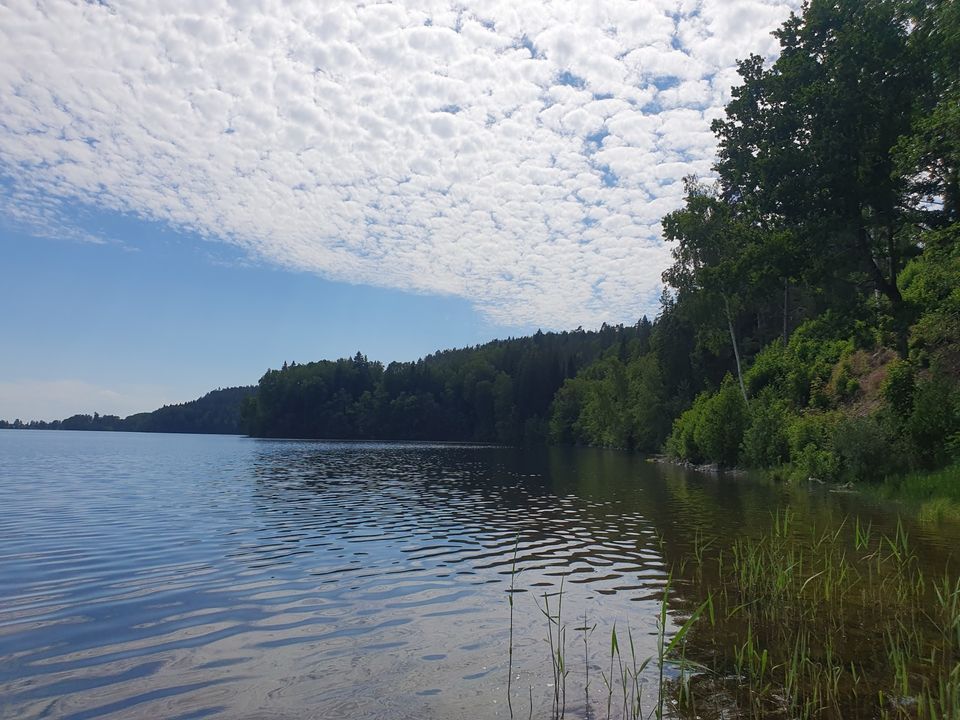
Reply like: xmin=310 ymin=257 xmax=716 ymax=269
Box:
xmin=1 ymin=430 xmax=957 ymax=719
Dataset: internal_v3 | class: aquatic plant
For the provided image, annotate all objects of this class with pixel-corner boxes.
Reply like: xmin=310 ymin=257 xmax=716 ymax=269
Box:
xmin=506 ymin=509 xmax=960 ymax=719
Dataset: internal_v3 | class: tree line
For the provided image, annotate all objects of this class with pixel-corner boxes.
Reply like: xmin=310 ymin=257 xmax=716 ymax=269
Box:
xmin=1 ymin=387 xmax=256 ymax=435
xmin=240 ymin=324 xmax=648 ymax=444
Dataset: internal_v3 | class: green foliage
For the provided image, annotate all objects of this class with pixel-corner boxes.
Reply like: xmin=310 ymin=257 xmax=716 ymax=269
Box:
xmin=2 ymin=387 xmax=256 ymax=434
xmin=692 ymin=377 xmax=748 ymax=467
xmin=548 ymin=380 xmax=589 ymax=446
xmin=14 ymin=0 xmax=946 ymax=486
xmin=881 ymin=463 xmax=960 ymax=505
xmin=741 ymin=318 xmax=857 ymax=411
xmin=713 ymin=0 xmax=922 ymax=311
xmin=743 ymin=343 xmax=790 ymax=398
xmin=665 ymin=377 xmax=747 ymax=467
xmin=559 ymin=0 xmax=960 ymax=488
xmin=574 ymin=357 xmax=632 ymax=449
xmin=741 ymin=391 xmax=790 ymax=468
xmin=665 ymin=393 xmax=709 ymax=465
xmin=900 ymin=224 xmax=960 ymax=367
xmin=881 ymin=360 xmax=916 ymax=419
xmin=548 ymin=349 xmax=671 ymax=452
xmin=832 ymin=416 xmax=892 ymax=483
xmin=904 ymin=377 xmax=960 ymax=469
xmin=825 ymin=351 xmax=861 ymax=405
xmin=626 ymin=354 xmax=669 ymax=452
xmin=127 ymin=387 xmax=257 ymax=434
xmin=788 ymin=320 xmax=856 ymax=409
xmin=787 ymin=412 xmax=843 ymax=482
xmin=244 ymin=325 xmax=645 ymax=443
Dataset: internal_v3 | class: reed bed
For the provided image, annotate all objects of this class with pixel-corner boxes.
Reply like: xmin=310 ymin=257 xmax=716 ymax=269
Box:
xmin=506 ymin=510 xmax=960 ymax=719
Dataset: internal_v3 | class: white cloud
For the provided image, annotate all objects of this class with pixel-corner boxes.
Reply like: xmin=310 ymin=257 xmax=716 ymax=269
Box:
xmin=0 ymin=0 xmax=801 ymax=329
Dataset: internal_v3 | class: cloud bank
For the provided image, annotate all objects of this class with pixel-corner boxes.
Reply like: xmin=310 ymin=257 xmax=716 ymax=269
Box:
xmin=0 ymin=0 xmax=800 ymax=328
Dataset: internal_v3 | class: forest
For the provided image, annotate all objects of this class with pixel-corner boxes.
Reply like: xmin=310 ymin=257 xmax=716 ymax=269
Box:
xmin=239 ymin=324 xmax=649 ymax=443
xmin=1 ymin=386 xmax=256 ymax=435
xmin=240 ymin=0 xmax=959 ymax=484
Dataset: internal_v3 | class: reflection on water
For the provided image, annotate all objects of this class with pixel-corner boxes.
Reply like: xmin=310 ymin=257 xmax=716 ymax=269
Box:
xmin=0 ymin=431 xmax=957 ymax=719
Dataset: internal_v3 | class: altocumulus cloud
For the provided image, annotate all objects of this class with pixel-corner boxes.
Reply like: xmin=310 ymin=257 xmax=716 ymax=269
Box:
xmin=0 ymin=0 xmax=801 ymax=328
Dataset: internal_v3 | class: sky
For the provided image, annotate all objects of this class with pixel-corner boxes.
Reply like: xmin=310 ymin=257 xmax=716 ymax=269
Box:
xmin=0 ymin=0 xmax=801 ymax=421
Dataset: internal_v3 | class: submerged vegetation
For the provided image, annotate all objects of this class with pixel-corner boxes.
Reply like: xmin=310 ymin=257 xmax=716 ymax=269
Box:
xmin=508 ymin=510 xmax=960 ymax=719
xmin=670 ymin=511 xmax=960 ymax=719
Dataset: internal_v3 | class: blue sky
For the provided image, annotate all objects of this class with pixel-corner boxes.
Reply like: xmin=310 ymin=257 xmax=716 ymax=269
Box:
xmin=0 ymin=0 xmax=799 ymax=420
xmin=1 ymin=204 xmax=509 ymax=420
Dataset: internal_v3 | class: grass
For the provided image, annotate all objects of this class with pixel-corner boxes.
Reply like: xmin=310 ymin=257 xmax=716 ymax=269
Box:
xmin=506 ymin=571 xmax=710 ymax=719
xmin=667 ymin=510 xmax=960 ymax=719
xmin=505 ymin=507 xmax=960 ymax=719
xmin=874 ymin=463 xmax=960 ymax=524
xmin=880 ymin=463 xmax=960 ymax=502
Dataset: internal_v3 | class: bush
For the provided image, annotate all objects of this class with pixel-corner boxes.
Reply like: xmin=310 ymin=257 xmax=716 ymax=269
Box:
xmin=787 ymin=319 xmax=855 ymax=408
xmin=741 ymin=390 xmax=791 ymax=468
xmin=832 ymin=416 xmax=892 ymax=483
xmin=881 ymin=360 xmax=916 ymax=420
xmin=826 ymin=352 xmax=861 ymax=404
xmin=904 ymin=377 xmax=960 ymax=468
xmin=744 ymin=343 xmax=790 ymax=398
xmin=900 ymin=224 xmax=960 ymax=362
xmin=665 ymin=393 xmax=708 ymax=463
xmin=787 ymin=411 xmax=842 ymax=481
xmin=666 ymin=379 xmax=748 ymax=468
xmin=692 ymin=376 xmax=748 ymax=467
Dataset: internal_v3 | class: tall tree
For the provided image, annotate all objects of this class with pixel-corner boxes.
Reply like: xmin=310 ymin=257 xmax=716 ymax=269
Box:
xmin=662 ymin=180 xmax=777 ymax=403
xmin=712 ymin=0 xmax=922 ymax=317
xmin=895 ymin=0 xmax=960 ymax=228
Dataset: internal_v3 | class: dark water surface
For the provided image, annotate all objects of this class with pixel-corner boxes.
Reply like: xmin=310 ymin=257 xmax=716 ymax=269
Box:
xmin=1 ymin=430 xmax=957 ymax=719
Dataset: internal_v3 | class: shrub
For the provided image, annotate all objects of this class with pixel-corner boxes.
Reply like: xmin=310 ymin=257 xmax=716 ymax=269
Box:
xmin=881 ymin=360 xmax=916 ymax=420
xmin=826 ymin=352 xmax=861 ymax=404
xmin=744 ymin=343 xmax=790 ymax=398
xmin=905 ymin=376 xmax=960 ymax=468
xmin=665 ymin=393 xmax=708 ymax=463
xmin=832 ymin=416 xmax=892 ymax=483
xmin=787 ymin=318 xmax=856 ymax=408
xmin=741 ymin=390 xmax=791 ymax=468
xmin=692 ymin=376 xmax=748 ymax=467
xmin=787 ymin=411 xmax=842 ymax=481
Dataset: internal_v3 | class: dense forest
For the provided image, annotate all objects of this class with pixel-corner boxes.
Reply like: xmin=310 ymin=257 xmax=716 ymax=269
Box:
xmin=240 ymin=324 xmax=650 ymax=443
xmin=0 ymin=386 xmax=255 ymax=435
xmin=241 ymin=0 xmax=959 ymax=484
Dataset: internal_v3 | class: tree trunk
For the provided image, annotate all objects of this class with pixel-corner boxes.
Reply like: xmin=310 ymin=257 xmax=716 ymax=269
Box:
xmin=858 ymin=226 xmax=902 ymax=306
xmin=724 ymin=295 xmax=749 ymax=404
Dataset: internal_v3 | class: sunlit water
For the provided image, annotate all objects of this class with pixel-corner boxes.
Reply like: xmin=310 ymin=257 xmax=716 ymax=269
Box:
xmin=1 ymin=430 xmax=957 ymax=719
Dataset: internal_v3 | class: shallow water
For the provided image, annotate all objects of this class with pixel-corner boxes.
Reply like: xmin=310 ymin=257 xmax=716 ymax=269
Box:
xmin=0 ymin=430 xmax=956 ymax=719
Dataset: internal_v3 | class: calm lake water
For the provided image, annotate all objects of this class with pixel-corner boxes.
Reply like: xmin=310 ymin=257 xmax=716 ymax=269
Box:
xmin=1 ymin=430 xmax=957 ymax=719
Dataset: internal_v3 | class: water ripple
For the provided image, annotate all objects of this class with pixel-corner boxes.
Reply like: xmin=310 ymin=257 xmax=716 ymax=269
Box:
xmin=5 ymin=431 xmax=949 ymax=719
